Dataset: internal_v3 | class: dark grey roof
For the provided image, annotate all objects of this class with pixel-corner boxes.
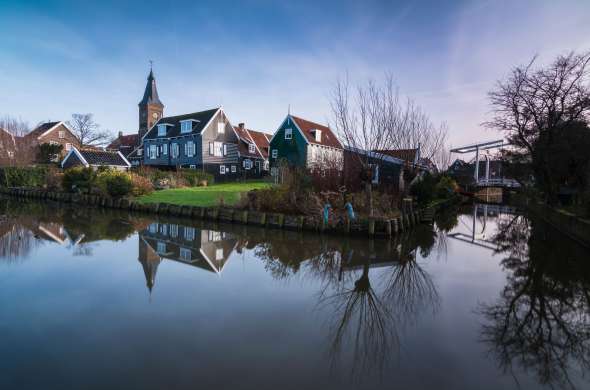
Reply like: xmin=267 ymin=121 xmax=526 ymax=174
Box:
xmin=138 ymin=70 xmax=164 ymax=107
xmin=26 ymin=121 xmax=61 ymax=139
xmin=79 ymin=149 xmax=129 ymax=166
xmin=143 ymin=108 xmax=219 ymax=139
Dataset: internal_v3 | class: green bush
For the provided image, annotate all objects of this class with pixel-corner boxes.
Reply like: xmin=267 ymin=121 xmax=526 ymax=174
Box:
xmin=105 ymin=174 xmax=133 ymax=197
xmin=62 ymin=167 xmax=96 ymax=193
xmin=0 ymin=166 xmax=48 ymax=188
xmin=435 ymin=176 xmax=457 ymax=200
xmin=410 ymin=172 xmax=437 ymax=205
xmin=180 ymin=169 xmax=214 ymax=187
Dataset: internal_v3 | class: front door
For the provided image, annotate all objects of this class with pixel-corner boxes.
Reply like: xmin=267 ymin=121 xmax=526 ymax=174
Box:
xmin=255 ymin=160 xmax=261 ymax=175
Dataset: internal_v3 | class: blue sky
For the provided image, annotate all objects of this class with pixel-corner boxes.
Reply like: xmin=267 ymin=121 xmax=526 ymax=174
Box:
xmin=1 ymin=0 xmax=589 ymax=147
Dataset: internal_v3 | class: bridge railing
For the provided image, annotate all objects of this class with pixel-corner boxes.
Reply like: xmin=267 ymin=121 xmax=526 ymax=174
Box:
xmin=476 ymin=178 xmax=521 ymax=188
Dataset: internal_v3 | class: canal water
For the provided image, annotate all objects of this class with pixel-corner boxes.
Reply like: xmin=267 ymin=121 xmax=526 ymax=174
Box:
xmin=0 ymin=198 xmax=589 ymax=390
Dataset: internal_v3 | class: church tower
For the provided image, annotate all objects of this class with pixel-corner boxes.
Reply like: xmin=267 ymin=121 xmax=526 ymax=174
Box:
xmin=138 ymin=66 xmax=164 ymax=140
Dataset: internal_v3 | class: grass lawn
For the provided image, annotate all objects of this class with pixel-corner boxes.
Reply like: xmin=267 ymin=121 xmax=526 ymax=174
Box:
xmin=137 ymin=181 xmax=272 ymax=207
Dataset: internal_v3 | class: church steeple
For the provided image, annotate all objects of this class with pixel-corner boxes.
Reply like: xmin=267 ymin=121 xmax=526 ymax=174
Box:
xmin=138 ymin=64 xmax=164 ymax=137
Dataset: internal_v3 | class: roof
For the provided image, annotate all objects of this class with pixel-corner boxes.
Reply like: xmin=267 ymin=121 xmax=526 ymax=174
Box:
xmin=143 ymin=108 xmax=220 ymax=140
xmin=107 ymin=134 xmax=138 ymax=149
xmin=62 ymin=147 xmax=131 ymax=168
xmin=345 ymin=146 xmax=406 ymax=165
xmin=233 ymin=125 xmax=272 ymax=159
xmin=373 ymin=149 xmax=418 ymax=163
xmin=138 ymin=69 xmax=164 ymax=107
xmin=25 ymin=121 xmax=62 ymax=139
xmin=290 ymin=115 xmax=343 ymax=149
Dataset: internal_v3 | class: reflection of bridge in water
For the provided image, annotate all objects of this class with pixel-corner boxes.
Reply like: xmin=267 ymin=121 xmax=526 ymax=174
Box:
xmin=447 ymin=203 xmax=518 ymax=250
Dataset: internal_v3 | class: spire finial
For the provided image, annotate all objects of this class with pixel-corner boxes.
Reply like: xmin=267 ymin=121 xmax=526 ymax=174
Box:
xmin=149 ymin=59 xmax=153 ymax=71
xmin=288 ymin=104 xmax=291 ymax=115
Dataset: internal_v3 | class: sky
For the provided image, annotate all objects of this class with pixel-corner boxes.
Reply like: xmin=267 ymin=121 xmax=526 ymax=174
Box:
xmin=1 ymin=0 xmax=589 ymax=148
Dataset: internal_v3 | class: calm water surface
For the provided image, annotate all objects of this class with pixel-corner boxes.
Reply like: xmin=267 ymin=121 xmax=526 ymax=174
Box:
xmin=0 ymin=198 xmax=589 ymax=390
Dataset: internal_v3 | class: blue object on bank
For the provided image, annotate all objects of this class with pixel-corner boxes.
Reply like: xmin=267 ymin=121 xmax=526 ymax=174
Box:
xmin=323 ymin=203 xmax=332 ymax=224
xmin=345 ymin=202 xmax=355 ymax=220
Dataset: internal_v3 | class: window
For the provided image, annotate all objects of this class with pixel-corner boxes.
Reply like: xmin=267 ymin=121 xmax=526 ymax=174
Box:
xmin=157 ymin=241 xmax=166 ymax=254
xmin=211 ymin=142 xmax=223 ymax=157
xmin=138 ymin=149 xmax=143 ymax=156
xmin=220 ymin=165 xmax=226 ymax=174
xmin=231 ymin=165 xmax=236 ymax=173
xmin=149 ymin=223 xmax=158 ymax=233
xmin=217 ymin=122 xmax=225 ymax=134
xmin=180 ymin=248 xmax=192 ymax=261
xmin=180 ymin=120 xmax=192 ymax=133
xmin=185 ymin=141 xmax=195 ymax=157
xmin=190 ymin=164 xmax=196 ymax=169
xmin=208 ymin=230 xmax=222 ymax=242
xmin=58 ymin=130 xmax=65 ymax=139
xmin=313 ymin=129 xmax=322 ymax=142
xmin=184 ymin=226 xmax=195 ymax=241
xmin=264 ymin=160 xmax=269 ymax=170
xmin=270 ymin=167 xmax=278 ymax=176
xmin=171 ymin=143 xmax=179 ymax=158
xmin=159 ymin=224 xmax=168 ymax=235
xmin=169 ymin=224 xmax=178 ymax=238
xmin=157 ymin=124 xmax=167 ymax=136
xmin=285 ymin=128 xmax=292 ymax=140
xmin=65 ymin=143 xmax=72 ymax=151
xmin=271 ymin=149 xmax=278 ymax=158
xmin=149 ymin=145 xmax=157 ymax=159
xmin=223 ymin=144 xmax=228 ymax=156
xmin=243 ymin=159 xmax=252 ymax=170
xmin=248 ymin=143 xmax=256 ymax=154
xmin=215 ymin=248 xmax=224 ymax=261
xmin=7 ymin=151 xmax=14 ymax=159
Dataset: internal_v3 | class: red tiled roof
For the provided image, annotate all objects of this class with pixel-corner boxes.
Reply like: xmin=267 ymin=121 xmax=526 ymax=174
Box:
xmin=291 ymin=115 xmax=343 ymax=149
xmin=107 ymin=134 xmax=138 ymax=149
xmin=374 ymin=149 xmax=418 ymax=163
xmin=233 ymin=125 xmax=272 ymax=159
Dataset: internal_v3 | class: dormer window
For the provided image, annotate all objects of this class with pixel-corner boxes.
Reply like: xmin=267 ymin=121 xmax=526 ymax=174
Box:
xmin=312 ymin=129 xmax=322 ymax=142
xmin=285 ymin=128 xmax=292 ymax=140
xmin=180 ymin=120 xmax=192 ymax=134
xmin=157 ymin=124 xmax=167 ymax=136
xmin=248 ymin=143 xmax=256 ymax=154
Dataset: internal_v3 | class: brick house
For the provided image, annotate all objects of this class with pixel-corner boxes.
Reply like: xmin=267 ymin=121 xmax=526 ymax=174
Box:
xmin=22 ymin=121 xmax=80 ymax=160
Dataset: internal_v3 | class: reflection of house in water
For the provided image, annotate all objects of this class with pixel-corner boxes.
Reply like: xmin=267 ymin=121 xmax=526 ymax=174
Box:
xmin=36 ymin=222 xmax=68 ymax=245
xmin=138 ymin=222 xmax=238 ymax=291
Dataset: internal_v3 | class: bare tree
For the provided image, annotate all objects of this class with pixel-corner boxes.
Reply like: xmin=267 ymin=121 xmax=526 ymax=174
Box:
xmin=484 ymin=51 xmax=590 ymax=202
xmin=67 ymin=113 xmax=112 ymax=147
xmin=0 ymin=115 xmax=30 ymax=136
xmin=330 ymin=75 xmax=449 ymax=214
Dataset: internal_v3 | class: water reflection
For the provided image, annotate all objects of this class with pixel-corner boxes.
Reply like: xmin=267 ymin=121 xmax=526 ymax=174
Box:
xmin=480 ymin=211 xmax=590 ymax=389
xmin=2 ymin=197 xmax=590 ymax=389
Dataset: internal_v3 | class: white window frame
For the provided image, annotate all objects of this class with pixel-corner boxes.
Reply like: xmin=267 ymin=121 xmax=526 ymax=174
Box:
xmin=271 ymin=149 xmax=278 ymax=158
xmin=248 ymin=143 xmax=256 ymax=154
xmin=149 ymin=223 xmax=157 ymax=233
xmin=157 ymin=124 xmax=167 ymax=136
xmin=180 ymin=248 xmax=192 ymax=261
xmin=65 ymin=143 xmax=72 ymax=151
xmin=162 ymin=143 xmax=168 ymax=155
xmin=58 ymin=130 xmax=65 ymax=139
xmin=169 ymin=224 xmax=178 ymax=238
xmin=219 ymin=165 xmax=226 ymax=175
xmin=185 ymin=141 xmax=195 ymax=157
xmin=7 ymin=151 xmax=14 ymax=159
xmin=149 ymin=145 xmax=157 ymax=159
xmin=285 ymin=128 xmax=292 ymax=140
xmin=217 ymin=122 xmax=225 ymax=134
xmin=223 ymin=144 xmax=228 ymax=156
xmin=184 ymin=226 xmax=195 ymax=241
xmin=215 ymin=248 xmax=224 ymax=261
xmin=180 ymin=120 xmax=192 ymax=134
xmin=231 ymin=165 xmax=236 ymax=173
xmin=171 ymin=143 xmax=179 ymax=158
xmin=244 ymin=159 xmax=252 ymax=170
xmin=264 ymin=160 xmax=269 ymax=170
xmin=190 ymin=164 xmax=196 ymax=169
xmin=213 ymin=142 xmax=223 ymax=157
xmin=156 ymin=241 xmax=166 ymax=254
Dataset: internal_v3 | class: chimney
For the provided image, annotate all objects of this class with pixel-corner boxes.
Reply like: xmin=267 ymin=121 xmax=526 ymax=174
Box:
xmin=238 ymin=123 xmax=245 ymax=129
xmin=118 ymin=131 xmax=123 ymax=138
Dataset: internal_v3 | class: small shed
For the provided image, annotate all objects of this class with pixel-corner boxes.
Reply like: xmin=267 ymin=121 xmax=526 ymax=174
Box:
xmin=61 ymin=147 xmax=131 ymax=171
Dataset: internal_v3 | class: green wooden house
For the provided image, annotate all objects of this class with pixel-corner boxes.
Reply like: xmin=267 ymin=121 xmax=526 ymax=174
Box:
xmin=268 ymin=114 xmax=343 ymax=175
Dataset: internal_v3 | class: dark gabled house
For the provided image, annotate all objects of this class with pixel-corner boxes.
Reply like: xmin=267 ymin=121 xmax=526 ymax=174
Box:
xmin=142 ymin=107 xmax=241 ymax=179
xmin=107 ymin=132 xmax=139 ymax=158
xmin=61 ymin=147 xmax=131 ymax=171
xmin=233 ymin=122 xmax=272 ymax=177
xmin=343 ymin=147 xmax=406 ymax=192
xmin=268 ymin=114 xmax=344 ymax=174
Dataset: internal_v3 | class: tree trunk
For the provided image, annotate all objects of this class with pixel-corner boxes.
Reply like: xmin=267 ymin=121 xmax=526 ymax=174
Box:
xmin=366 ymin=182 xmax=373 ymax=217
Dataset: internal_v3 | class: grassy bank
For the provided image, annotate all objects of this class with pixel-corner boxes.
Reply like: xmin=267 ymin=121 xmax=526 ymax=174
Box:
xmin=136 ymin=181 xmax=272 ymax=207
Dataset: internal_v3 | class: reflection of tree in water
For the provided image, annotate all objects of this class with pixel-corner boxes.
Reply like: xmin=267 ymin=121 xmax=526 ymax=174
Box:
xmin=0 ymin=220 xmax=40 ymax=262
xmin=480 ymin=216 xmax=590 ymax=389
